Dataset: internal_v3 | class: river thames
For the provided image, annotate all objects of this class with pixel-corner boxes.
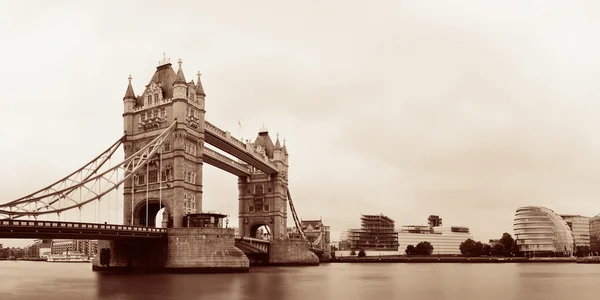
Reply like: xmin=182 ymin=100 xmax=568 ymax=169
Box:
xmin=1 ymin=261 xmax=599 ymax=299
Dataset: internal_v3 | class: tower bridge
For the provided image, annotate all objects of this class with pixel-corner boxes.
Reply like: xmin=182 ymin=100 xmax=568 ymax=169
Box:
xmin=0 ymin=55 xmax=329 ymax=273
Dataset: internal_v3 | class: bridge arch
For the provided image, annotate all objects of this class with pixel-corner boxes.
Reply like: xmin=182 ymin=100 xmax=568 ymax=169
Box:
xmin=133 ymin=198 xmax=172 ymax=228
xmin=249 ymin=223 xmax=272 ymax=240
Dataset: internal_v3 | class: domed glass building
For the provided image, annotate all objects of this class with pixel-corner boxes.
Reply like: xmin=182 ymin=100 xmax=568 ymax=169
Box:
xmin=514 ymin=206 xmax=574 ymax=257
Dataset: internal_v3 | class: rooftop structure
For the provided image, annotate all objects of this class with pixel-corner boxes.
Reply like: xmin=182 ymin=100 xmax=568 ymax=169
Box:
xmin=428 ymin=215 xmax=442 ymax=227
xmin=184 ymin=212 xmax=228 ymax=228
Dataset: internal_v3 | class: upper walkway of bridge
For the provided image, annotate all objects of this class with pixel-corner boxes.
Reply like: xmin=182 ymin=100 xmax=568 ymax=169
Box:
xmin=203 ymin=121 xmax=279 ymax=175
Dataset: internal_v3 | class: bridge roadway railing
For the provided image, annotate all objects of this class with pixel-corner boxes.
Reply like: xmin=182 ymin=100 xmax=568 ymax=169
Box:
xmin=0 ymin=220 xmax=167 ymax=239
xmin=204 ymin=121 xmax=278 ymax=172
xmin=234 ymin=236 xmax=270 ymax=253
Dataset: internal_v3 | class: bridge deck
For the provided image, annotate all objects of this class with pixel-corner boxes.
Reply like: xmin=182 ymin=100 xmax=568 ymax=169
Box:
xmin=0 ymin=220 xmax=167 ymax=240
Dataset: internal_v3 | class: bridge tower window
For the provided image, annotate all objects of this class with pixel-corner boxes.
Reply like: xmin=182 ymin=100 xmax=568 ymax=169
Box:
xmin=162 ymin=142 xmax=171 ymax=152
xmin=137 ymin=174 xmax=145 ymax=185
xmin=254 ymin=198 xmax=264 ymax=211
xmin=161 ymin=166 xmax=172 ymax=182
xmin=148 ymin=169 xmax=158 ymax=183
xmin=255 ymin=185 xmax=264 ymax=195
xmin=183 ymin=194 xmax=188 ymax=213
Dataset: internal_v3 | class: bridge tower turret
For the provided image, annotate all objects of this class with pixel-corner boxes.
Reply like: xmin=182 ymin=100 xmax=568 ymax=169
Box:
xmin=121 ymin=55 xmax=205 ymax=228
xmin=122 ymin=74 xmax=136 ymax=135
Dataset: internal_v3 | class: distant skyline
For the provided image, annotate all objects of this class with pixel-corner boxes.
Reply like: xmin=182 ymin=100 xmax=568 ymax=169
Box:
xmin=3 ymin=1 xmax=600 ymax=247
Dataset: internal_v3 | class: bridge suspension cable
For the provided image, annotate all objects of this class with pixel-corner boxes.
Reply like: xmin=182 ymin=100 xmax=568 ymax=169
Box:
xmin=285 ymin=187 xmax=307 ymax=242
xmin=0 ymin=122 xmax=178 ymax=220
xmin=3 ymin=135 xmax=125 ymax=209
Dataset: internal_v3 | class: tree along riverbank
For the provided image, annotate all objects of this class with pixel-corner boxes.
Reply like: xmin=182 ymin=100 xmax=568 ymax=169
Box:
xmin=329 ymin=256 xmax=582 ymax=263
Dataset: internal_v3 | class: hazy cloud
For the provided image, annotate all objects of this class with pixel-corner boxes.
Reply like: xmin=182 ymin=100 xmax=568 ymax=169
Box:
xmin=2 ymin=1 xmax=600 ymax=246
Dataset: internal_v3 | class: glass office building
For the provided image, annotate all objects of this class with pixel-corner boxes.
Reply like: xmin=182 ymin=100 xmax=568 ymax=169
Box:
xmin=514 ymin=206 xmax=574 ymax=257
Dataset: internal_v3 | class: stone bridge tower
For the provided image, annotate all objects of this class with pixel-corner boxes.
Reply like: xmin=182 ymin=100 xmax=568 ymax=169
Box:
xmin=121 ymin=55 xmax=206 ymax=228
xmin=238 ymin=128 xmax=289 ymax=240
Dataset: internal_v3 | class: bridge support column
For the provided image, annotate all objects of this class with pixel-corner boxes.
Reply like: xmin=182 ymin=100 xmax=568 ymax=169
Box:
xmin=92 ymin=227 xmax=249 ymax=273
xmin=92 ymin=239 xmax=167 ymax=272
xmin=267 ymin=239 xmax=320 ymax=266
xmin=164 ymin=227 xmax=249 ymax=272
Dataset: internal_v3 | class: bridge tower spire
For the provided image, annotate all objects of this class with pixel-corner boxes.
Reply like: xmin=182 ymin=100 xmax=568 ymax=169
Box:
xmin=123 ymin=74 xmax=137 ymax=135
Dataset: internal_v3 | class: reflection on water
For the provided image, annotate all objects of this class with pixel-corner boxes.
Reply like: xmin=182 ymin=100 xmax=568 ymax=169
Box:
xmin=1 ymin=261 xmax=599 ymax=300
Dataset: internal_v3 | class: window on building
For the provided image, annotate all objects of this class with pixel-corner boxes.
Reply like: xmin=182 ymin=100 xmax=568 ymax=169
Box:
xmin=137 ymin=175 xmax=145 ymax=185
xmin=254 ymin=198 xmax=263 ymax=211
xmin=148 ymin=169 xmax=158 ymax=183
xmin=183 ymin=194 xmax=188 ymax=212
xmin=147 ymin=95 xmax=151 ymax=106
xmin=264 ymin=205 xmax=270 ymax=212
xmin=255 ymin=185 xmax=264 ymax=195
xmin=154 ymin=94 xmax=158 ymax=104
xmin=162 ymin=142 xmax=171 ymax=152
xmin=249 ymin=206 xmax=254 ymax=212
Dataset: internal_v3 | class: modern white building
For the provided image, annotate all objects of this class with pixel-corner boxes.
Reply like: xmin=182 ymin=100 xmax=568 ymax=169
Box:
xmin=560 ymin=215 xmax=590 ymax=247
xmin=398 ymin=225 xmax=472 ymax=255
xmin=514 ymin=206 xmax=574 ymax=256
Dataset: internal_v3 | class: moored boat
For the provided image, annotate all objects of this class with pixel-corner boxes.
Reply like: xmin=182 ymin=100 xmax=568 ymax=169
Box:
xmin=47 ymin=251 xmax=91 ymax=263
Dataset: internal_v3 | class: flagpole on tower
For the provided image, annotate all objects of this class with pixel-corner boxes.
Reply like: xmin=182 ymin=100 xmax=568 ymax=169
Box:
xmin=238 ymin=120 xmax=242 ymax=141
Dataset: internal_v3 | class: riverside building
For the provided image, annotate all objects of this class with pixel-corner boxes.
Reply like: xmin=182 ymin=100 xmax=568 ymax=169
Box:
xmin=514 ymin=206 xmax=574 ymax=257
xmin=397 ymin=215 xmax=472 ymax=255
xmin=590 ymin=214 xmax=600 ymax=254
xmin=347 ymin=214 xmax=399 ymax=251
xmin=559 ymin=214 xmax=590 ymax=247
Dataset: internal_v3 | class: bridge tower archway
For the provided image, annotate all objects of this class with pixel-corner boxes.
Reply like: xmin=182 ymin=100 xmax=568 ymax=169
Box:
xmin=249 ymin=224 xmax=272 ymax=240
xmin=133 ymin=199 xmax=172 ymax=228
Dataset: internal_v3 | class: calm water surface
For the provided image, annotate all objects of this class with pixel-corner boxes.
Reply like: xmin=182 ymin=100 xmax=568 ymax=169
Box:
xmin=1 ymin=261 xmax=599 ymax=300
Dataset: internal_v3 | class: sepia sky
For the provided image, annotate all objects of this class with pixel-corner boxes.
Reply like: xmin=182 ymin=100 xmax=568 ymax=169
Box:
xmin=2 ymin=0 xmax=600 ymax=248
